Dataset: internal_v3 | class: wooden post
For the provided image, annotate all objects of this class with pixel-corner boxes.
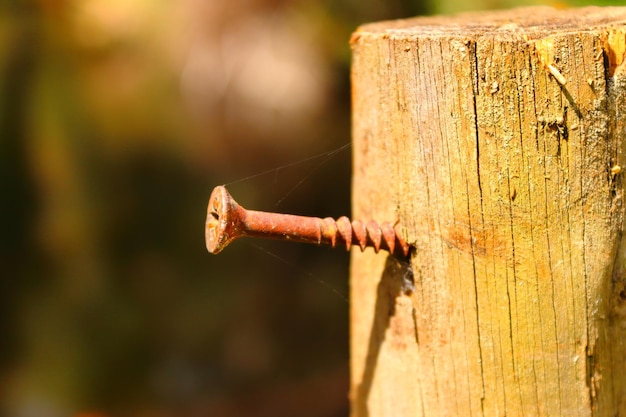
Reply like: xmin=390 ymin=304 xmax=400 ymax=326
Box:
xmin=350 ymin=7 xmax=626 ymax=417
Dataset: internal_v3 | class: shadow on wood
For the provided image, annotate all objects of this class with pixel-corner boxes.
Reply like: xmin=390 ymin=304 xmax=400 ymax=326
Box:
xmin=355 ymin=255 xmax=414 ymax=417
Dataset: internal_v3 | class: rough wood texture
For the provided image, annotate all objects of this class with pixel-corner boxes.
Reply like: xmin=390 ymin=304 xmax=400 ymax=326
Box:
xmin=350 ymin=7 xmax=626 ymax=417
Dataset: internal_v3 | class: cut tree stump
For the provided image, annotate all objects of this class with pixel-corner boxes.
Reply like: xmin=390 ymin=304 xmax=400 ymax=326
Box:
xmin=350 ymin=7 xmax=626 ymax=417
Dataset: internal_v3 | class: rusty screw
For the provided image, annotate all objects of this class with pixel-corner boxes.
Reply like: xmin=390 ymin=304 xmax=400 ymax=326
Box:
xmin=205 ymin=185 xmax=410 ymax=257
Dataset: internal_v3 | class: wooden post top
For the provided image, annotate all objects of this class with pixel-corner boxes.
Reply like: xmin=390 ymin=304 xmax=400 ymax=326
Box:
xmin=353 ymin=6 xmax=626 ymax=38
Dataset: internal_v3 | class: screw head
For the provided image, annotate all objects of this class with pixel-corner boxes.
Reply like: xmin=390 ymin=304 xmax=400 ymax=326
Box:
xmin=205 ymin=186 xmax=244 ymax=254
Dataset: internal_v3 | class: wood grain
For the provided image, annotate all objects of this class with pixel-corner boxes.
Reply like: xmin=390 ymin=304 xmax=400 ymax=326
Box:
xmin=350 ymin=7 xmax=626 ymax=417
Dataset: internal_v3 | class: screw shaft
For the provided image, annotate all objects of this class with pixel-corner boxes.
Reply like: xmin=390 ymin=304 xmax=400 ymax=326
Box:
xmin=205 ymin=186 xmax=409 ymax=257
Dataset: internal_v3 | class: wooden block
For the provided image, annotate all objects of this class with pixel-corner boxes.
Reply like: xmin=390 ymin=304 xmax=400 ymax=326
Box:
xmin=350 ymin=7 xmax=626 ymax=417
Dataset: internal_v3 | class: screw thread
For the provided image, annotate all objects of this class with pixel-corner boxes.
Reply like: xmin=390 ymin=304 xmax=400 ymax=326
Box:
xmin=321 ymin=217 xmax=409 ymax=257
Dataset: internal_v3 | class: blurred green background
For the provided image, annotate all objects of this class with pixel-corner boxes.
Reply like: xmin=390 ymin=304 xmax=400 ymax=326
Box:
xmin=0 ymin=0 xmax=620 ymax=416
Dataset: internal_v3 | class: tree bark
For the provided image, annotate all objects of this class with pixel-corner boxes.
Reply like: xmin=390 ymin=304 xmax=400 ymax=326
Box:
xmin=350 ymin=7 xmax=626 ymax=417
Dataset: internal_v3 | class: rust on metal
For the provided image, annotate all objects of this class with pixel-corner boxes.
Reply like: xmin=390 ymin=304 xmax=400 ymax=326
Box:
xmin=205 ymin=185 xmax=410 ymax=257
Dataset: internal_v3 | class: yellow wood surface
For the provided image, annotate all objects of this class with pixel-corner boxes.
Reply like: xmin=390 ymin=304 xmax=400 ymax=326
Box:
xmin=350 ymin=7 xmax=626 ymax=417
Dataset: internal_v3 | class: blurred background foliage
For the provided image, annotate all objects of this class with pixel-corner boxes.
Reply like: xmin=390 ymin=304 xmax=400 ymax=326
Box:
xmin=1 ymin=0 xmax=623 ymax=416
